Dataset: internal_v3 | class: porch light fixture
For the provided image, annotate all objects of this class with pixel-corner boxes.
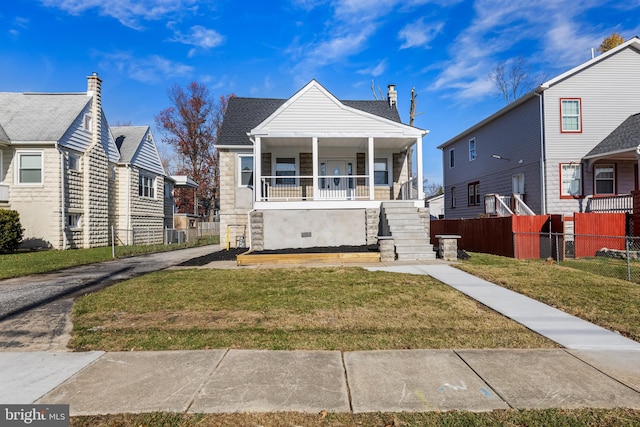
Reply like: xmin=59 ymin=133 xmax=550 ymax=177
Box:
xmin=491 ymin=154 xmax=510 ymax=161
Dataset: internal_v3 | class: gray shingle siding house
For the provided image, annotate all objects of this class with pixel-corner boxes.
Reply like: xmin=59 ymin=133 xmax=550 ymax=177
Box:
xmin=0 ymin=74 xmax=170 ymax=249
xmin=216 ymin=80 xmax=430 ymax=252
xmin=438 ymin=37 xmax=640 ymax=220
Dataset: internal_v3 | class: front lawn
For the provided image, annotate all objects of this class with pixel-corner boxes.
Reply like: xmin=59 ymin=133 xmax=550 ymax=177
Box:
xmin=70 ymin=267 xmax=555 ymax=351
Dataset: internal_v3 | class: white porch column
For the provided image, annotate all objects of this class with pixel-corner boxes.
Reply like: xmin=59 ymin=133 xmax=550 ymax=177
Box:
xmin=416 ymin=136 xmax=425 ymax=200
xmin=254 ymin=136 xmax=262 ymax=202
xmin=368 ymin=137 xmax=375 ymax=200
xmin=312 ymin=137 xmax=319 ymax=200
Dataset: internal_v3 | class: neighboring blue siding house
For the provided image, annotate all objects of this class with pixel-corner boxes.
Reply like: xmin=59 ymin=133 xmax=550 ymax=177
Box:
xmin=438 ymin=37 xmax=640 ymax=220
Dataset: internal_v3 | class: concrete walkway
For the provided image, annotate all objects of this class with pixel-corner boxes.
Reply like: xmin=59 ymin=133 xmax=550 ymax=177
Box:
xmin=368 ymin=264 xmax=640 ymax=351
xmin=1 ymin=258 xmax=640 ymax=415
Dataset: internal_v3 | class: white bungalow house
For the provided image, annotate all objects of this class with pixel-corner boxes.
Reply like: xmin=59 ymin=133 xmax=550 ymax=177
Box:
xmin=216 ymin=80 xmax=435 ymax=260
xmin=438 ymin=37 xmax=640 ymax=220
xmin=0 ymin=74 xmax=172 ymax=249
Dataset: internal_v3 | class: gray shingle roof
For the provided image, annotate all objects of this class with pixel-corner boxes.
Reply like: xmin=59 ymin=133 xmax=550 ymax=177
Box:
xmin=217 ymin=96 xmax=402 ymax=147
xmin=0 ymin=92 xmax=90 ymax=141
xmin=111 ymin=125 xmax=148 ymax=163
xmin=584 ymin=113 xmax=640 ymax=158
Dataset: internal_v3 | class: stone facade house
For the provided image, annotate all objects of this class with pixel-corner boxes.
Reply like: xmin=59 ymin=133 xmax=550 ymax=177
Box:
xmin=216 ymin=80 xmax=435 ymax=260
xmin=438 ymin=37 xmax=640 ymax=220
xmin=111 ymin=125 xmax=168 ymax=245
xmin=0 ymin=74 xmax=170 ymax=249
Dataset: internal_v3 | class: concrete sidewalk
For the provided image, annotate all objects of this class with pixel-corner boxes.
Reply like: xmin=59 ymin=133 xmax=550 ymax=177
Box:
xmin=0 ymin=348 xmax=638 ymax=414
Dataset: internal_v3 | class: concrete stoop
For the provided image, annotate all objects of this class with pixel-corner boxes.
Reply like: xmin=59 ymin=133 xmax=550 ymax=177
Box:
xmin=382 ymin=202 xmax=436 ymax=261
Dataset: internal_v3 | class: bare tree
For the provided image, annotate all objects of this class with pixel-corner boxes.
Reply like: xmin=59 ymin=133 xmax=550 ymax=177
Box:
xmin=155 ymin=82 xmax=234 ymax=219
xmin=488 ymin=55 xmax=539 ymax=104
xmin=423 ymin=179 xmax=443 ymax=197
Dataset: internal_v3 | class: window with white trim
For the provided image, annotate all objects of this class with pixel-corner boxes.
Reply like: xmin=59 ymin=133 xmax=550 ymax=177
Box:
xmin=16 ymin=151 xmax=43 ymax=184
xmin=374 ymin=158 xmax=388 ymax=185
xmin=275 ymin=157 xmax=296 ymax=185
xmin=67 ymin=213 xmax=82 ymax=229
xmin=560 ymin=163 xmax=582 ymax=197
xmin=68 ymin=153 xmax=81 ymax=171
xmin=594 ymin=164 xmax=615 ymax=194
xmin=561 ymin=99 xmax=581 ymax=132
xmin=469 ymin=138 xmax=477 ymax=161
xmin=83 ymin=114 xmax=92 ymax=132
xmin=449 ymin=148 xmax=455 ymax=168
xmin=138 ymin=174 xmax=156 ymax=198
xmin=238 ymin=155 xmax=253 ymax=187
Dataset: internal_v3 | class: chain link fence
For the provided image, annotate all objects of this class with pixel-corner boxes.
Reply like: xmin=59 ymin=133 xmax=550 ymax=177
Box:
xmin=109 ymin=223 xmax=220 ymax=258
xmin=514 ymin=232 xmax=640 ymax=283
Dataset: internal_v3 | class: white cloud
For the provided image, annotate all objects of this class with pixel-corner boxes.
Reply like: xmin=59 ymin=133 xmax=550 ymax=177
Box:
xmin=170 ymin=25 xmax=225 ymax=55
xmin=357 ymin=59 xmax=387 ymax=77
xmin=398 ymin=18 xmax=444 ymax=49
xmin=99 ymin=51 xmax=193 ymax=84
xmin=39 ymin=0 xmax=201 ymax=30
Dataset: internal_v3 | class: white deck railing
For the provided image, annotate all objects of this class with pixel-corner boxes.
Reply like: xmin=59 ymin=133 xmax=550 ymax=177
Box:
xmin=259 ymin=175 xmax=371 ymax=201
xmin=400 ymin=176 xmax=419 ymax=200
xmin=585 ymin=194 xmax=633 ymax=213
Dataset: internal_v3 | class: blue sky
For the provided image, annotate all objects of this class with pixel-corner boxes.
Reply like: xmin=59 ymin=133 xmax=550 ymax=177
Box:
xmin=2 ymin=0 xmax=639 ymax=184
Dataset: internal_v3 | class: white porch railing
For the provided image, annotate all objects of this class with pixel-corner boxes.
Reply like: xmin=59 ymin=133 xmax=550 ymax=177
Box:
xmin=585 ymin=194 xmax=633 ymax=213
xmin=513 ymin=194 xmax=535 ymax=215
xmin=400 ymin=176 xmax=419 ymax=200
xmin=485 ymin=194 xmax=513 ymax=216
xmin=259 ymin=175 xmax=371 ymax=202
xmin=0 ymin=185 xmax=8 ymax=202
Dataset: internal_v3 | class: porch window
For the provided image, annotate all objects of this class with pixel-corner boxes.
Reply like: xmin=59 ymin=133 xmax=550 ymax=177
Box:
xmin=560 ymin=163 xmax=582 ymax=197
xmin=449 ymin=148 xmax=455 ymax=168
xmin=469 ymin=138 xmax=476 ymax=161
xmin=275 ymin=157 xmax=296 ymax=186
xmin=594 ymin=164 xmax=615 ymax=194
xmin=17 ymin=151 xmax=43 ymax=184
xmin=239 ymin=155 xmax=253 ymax=187
xmin=139 ymin=174 xmax=156 ymax=198
xmin=561 ymin=99 xmax=581 ymax=133
xmin=374 ymin=158 xmax=388 ymax=185
xmin=468 ymin=181 xmax=480 ymax=206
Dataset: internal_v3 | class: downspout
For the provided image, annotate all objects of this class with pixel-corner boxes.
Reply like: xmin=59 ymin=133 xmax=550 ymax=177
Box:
xmin=127 ymin=164 xmax=131 ymax=244
xmin=57 ymin=143 xmax=67 ymax=250
xmin=246 ymin=209 xmax=254 ymax=252
xmin=535 ymin=92 xmax=547 ymax=214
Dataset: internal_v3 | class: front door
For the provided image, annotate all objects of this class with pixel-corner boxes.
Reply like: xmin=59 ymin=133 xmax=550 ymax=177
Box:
xmin=319 ymin=159 xmax=353 ymax=199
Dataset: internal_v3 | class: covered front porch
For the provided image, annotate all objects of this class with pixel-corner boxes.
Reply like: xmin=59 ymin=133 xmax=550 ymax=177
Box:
xmin=251 ymin=135 xmax=425 ymax=209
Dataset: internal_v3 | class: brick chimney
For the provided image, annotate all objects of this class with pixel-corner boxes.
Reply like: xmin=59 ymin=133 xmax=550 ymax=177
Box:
xmin=387 ymin=84 xmax=397 ymax=108
xmin=87 ymin=72 xmax=102 ymax=146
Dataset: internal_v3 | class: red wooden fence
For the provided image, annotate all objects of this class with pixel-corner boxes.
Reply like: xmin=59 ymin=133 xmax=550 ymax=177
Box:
xmin=430 ymin=215 xmax=563 ymax=259
xmin=573 ymin=212 xmax=626 ymax=258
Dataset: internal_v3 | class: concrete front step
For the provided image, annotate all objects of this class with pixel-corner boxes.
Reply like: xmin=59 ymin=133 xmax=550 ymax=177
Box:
xmin=395 ymin=246 xmax=434 ymax=254
xmin=397 ymin=252 xmax=437 ymax=260
xmin=392 ymin=232 xmax=429 ymax=239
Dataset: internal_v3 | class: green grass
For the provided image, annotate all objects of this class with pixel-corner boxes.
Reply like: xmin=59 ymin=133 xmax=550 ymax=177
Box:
xmin=71 ymin=408 xmax=640 ymax=427
xmin=457 ymin=252 xmax=640 ymax=342
xmin=561 ymin=256 xmax=640 ymax=284
xmin=0 ymin=235 xmax=219 ymax=280
xmin=70 ymin=267 xmax=554 ymax=351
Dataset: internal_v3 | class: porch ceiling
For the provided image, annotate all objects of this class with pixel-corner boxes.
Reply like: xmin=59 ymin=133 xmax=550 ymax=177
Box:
xmin=261 ymin=136 xmax=416 ymax=150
